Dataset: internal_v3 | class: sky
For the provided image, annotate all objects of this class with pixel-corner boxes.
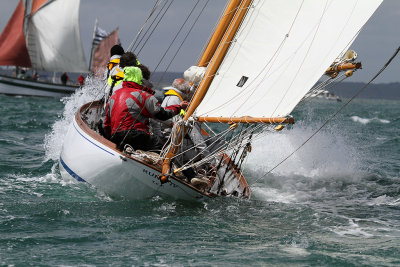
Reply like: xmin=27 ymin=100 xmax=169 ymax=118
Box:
xmin=1 ymin=0 xmax=400 ymax=83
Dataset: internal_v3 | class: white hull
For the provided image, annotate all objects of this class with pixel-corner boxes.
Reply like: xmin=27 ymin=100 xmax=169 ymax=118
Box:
xmin=0 ymin=74 xmax=78 ymax=97
xmin=60 ymin=104 xmax=250 ymax=200
xmin=60 ymin=119 xmax=207 ymax=200
xmin=59 ymin=102 xmax=250 ymax=201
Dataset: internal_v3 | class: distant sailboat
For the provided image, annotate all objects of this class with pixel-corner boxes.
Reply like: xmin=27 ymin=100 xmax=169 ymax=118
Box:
xmin=59 ymin=0 xmax=383 ymax=201
xmin=0 ymin=0 xmax=87 ymax=97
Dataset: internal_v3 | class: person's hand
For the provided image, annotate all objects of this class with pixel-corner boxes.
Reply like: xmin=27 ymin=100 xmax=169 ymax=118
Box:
xmin=180 ymin=101 xmax=189 ymax=109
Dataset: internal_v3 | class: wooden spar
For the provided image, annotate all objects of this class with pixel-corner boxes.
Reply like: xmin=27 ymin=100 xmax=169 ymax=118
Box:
xmin=197 ymin=116 xmax=295 ymax=124
xmin=197 ymin=0 xmax=242 ymax=67
xmin=325 ymin=62 xmax=362 ymax=73
xmin=184 ymin=0 xmax=253 ymax=121
xmin=160 ymin=0 xmax=253 ymax=182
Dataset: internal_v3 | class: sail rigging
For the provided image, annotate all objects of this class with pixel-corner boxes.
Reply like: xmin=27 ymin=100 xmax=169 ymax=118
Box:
xmin=160 ymin=0 xmax=383 ymax=180
xmin=192 ymin=0 xmax=383 ymax=120
xmin=197 ymin=0 xmax=242 ymax=67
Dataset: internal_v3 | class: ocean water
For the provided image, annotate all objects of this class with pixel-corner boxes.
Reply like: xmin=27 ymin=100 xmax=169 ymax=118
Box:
xmin=0 ymin=86 xmax=399 ymax=266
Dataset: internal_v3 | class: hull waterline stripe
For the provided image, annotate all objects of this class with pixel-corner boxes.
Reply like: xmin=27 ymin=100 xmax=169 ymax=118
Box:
xmin=73 ymin=122 xmax=115 ymax=156
xmin=59 ymin=157 xmax=86 ymax=182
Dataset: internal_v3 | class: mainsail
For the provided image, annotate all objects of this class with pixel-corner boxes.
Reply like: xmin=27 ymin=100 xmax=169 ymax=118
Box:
xmin=193 ymin=0 xmax=383 ymax=120
xmin=161 ymin=0 xmax=383 ymax=178
xmin=25 ymin=0 xmax=88 ymax=72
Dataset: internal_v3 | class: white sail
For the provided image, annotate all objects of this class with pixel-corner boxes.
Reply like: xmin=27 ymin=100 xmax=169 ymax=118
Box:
xmin=195 ymin=0 xmax=383 ymax=119
xmin=25 ymin=0 xmax=88 ymax=72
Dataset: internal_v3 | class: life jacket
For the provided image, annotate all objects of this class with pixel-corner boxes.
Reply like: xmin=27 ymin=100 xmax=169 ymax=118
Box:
xmin=107 ymin=58 xmax=120 ymax=72
xmin=106 ymin=57 xmax=123 ymax=87
xmin=107 ymin=70 xmax=124 ymax=88
xmin=164 ymin=89 xmax=183 ymax=101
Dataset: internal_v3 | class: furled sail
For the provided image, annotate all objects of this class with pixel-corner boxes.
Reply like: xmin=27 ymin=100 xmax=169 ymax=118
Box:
xmin=25 ymin=0 xmax=88 ymax=72
xmin=194 ymin=0 xmax=383 ymax=119
xmin=0 ymin=0 xmax=31 ymax=67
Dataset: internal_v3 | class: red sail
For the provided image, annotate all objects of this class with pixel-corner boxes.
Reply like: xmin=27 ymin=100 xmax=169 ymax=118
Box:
xmin=0 ymin=0 xmax=31 ymax=67
xmin=31 ymin=0 xmax=48 ymax=14
xmin=91 ymin=29 xmax=119 ymax=75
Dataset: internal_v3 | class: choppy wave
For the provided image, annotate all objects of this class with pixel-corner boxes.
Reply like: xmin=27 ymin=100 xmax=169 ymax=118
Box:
xmin=351 ymin=115 xmax=390 ymax=124
xmin=1 ymin=92 xmax=399 ymax=265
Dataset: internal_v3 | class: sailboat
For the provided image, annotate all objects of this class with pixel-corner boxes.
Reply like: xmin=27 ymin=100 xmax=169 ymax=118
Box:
xmin=59 ymin=0 xmax=383 ymax=201
xmin=0 ymin=0 xmax=87 ymax=97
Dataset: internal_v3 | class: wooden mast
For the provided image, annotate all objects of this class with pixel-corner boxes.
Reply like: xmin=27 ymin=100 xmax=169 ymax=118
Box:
xmin=197 ymin=0 xmax=242 ymax=67
xmin=184 ymin=0 xmax=253 ymax=121
xmin=160 ymin=0 xmax=253 ymax=182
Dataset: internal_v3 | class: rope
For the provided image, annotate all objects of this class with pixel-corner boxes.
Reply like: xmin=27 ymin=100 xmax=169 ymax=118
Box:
xmin=194 ymin=1 xmax=305 ymax=117
xmin=300 ymin=72 xmax=348 ymax=103
xmin=151 ymin=0 xmax=200 ymax=75
xmin=136 ymin=0 xmax=175 ymax=56
xmin=127 ymin=0 xmax=164 ymax=52
xmin=249 ymin=45 xmax=400 ymax=187
xmin=156 ymin=0 xmax=210 ymax=87
xmin=180 ymin=123 xmax=269 ymax=171
xmin=270 ymin=0 xmax=329 ymax=117
xmin=131 ymin=0 xmax=168 ymax=52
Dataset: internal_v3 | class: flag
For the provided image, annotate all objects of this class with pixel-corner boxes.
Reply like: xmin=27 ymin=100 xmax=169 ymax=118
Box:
xmin=90 ymin=28 xmax=119 ymax=75
xmin=92 ymin=26 xmax=110 ymax=49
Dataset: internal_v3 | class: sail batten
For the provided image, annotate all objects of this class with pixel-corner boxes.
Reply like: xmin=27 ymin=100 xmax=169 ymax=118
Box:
xmin=194 ymin=0 xmax=383 ymax=119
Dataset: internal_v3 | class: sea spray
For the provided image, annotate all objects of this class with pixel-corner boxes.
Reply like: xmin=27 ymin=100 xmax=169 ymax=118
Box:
xmin=245 ymin=121 xmax=362 ymax=179
xmin=44 ymin=75 xmax=104 ymax=161
xmin=244 ymin=119 xmax=364 ymax=203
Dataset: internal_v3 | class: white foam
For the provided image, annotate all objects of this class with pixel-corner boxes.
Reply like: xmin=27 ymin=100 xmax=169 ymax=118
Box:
xmin=351 ymin=116 xmax=390 ymax=125
xmin=251 ymin=187 xmax=299 ymax=203
xmin=44 ymin=75 xmax=104 ymax=161
xmin=282 ymin=247 xmax=311 ymax=256
xmin=368 ymin=195 xmax=400 ymax=207
xmin=332 ymin=219 xmax=374 ymax=237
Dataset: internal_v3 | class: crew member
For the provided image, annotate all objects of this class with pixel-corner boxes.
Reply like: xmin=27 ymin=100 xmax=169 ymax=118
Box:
xmin=104 ymin=65 xmax=188 ymax=151
xmin=161 ymin=78 xmax=191 ymax=107
xmin=104 ymin=45 xmax=125 ymax=100
xmin=159 ymin=78 xmax=191 ymax=134
xmin=61 ymin=72 xmax=69 ymax=85
xmin=78 ymin=74 xmax=85 ymax=86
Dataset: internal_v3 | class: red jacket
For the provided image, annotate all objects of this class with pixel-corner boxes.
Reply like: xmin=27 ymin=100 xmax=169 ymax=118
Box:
xmin=104 ymin=81 xmax=180 ymax=135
